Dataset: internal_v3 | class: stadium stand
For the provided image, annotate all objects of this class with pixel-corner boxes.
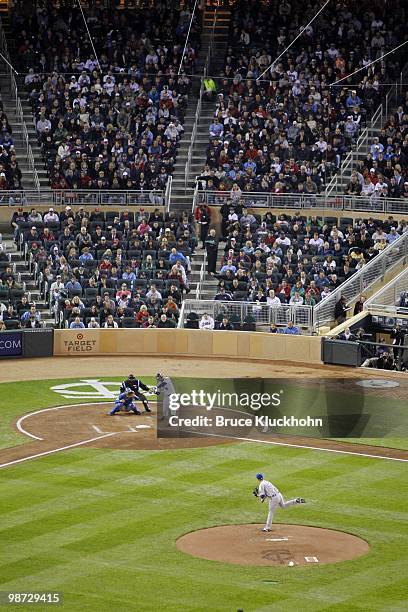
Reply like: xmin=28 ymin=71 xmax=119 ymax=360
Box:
xmin=345 ymin=92 xmax=408 ymax=199
xmin=6 ymin=206 xmax=196 ymax=329
xmin=0 ymin=99 xmax=23 ymax=190
xmin=0 ymin=0 xmax=407 ymax=344
xmin=210 ymin=208 xmax=406 ymax=306
xmin=11 ymin=0 xmax=201 ymax=190
xmin=197 ymin=0 xmax=407 ymax=196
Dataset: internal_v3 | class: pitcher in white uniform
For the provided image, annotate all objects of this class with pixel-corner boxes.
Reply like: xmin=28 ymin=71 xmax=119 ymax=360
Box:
xmin=255 ymin=473 xmax=306 ymax=532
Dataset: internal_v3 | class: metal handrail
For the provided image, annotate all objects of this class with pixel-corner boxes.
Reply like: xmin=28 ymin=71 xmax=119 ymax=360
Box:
xmin=164 ymin=175 xmax=172 ymax=212
xmin=313 ymin=231 xmax=408 ymax=329
xmin=195 ymin=251 xmax=207 ymax=299
xmin=177 ymin=300 xmax=186 ymax=328
xmin=191 ymin=182 xmax=199 ymax=213
xmin=195 ymin=190 xmax=408 ymax=214
xmin=364 ymin=266 xmax=408 ymax=314
xmin=3 ymin=188 xmax=166 ymax=207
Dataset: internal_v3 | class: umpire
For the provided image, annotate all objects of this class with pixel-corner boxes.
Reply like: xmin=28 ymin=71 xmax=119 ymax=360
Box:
xmin=120 ymin=374 xmax=152 ymax=413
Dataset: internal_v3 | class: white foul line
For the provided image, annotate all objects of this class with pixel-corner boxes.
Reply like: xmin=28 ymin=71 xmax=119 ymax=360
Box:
xmin=185 ymin=431 xmax=408 ymax=463
xmin=0 ymin=433 xmax=119 ymax=469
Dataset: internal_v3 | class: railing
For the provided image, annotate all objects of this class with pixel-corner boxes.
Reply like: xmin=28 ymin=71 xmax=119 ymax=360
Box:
xmin=0 ymin=17 xmax=40 ymax=193
xmin=364 ymin=267 xmax=408 ymax=315
xmin=191 ymin=182 xmax=199 ymax=213
xmin=164 ymin=176 xmax=172 ymax=212
xmin=313 ymin=231 xmax=408 ymax=329
xmin=194 ymin=190 xmax=408 ymax=214
xmin=1 ymin=188 xmax=166 ymax=207
xmin=195 ymin=251 xmax=207 ymax=299
xmin=180 ymin=299 xmax=314 ymax=333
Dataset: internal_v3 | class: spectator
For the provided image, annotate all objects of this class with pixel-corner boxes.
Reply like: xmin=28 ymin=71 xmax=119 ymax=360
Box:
xmin=104 ymin=314 xmax=118 ymax=328
xmin=157 ymin=313 xmax=176 ymax=328
xmin=70 ymin=316 xmax=85 ymax=329
xmin=88 ymin=317 xmax=100 ymax=329
xmin=338 ymin=327 xmax=356 ymax=341
xmin=283 ymin=321 xmax=300 ymax=335
xmin=353 ymin=295 xmax=366 ymax=316
xmin=205 ymin=228 xmax=219 ymax=276
xmin=334 ymin=296 xmax=350 ymax=324
xmin=218 ymin=316 xmax=233 ymax=330
xmin=199 ymin=312 xmax=215 ymax=330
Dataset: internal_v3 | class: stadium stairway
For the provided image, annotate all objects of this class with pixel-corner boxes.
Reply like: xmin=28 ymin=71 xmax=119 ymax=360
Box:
xmin=0 ymin=76 xmax=50 ymax=191
xmin=171 ymin=6 xmax=231 ymax=212
xmin=2 ymin=234 xmax=55 ymax=327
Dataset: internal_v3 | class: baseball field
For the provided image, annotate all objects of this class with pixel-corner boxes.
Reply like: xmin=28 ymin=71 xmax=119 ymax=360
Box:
xmin=0 ymin=372 xmax=407 ymax=611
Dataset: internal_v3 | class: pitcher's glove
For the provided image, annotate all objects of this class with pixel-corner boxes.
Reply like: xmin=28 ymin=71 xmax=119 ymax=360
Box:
xmin=252 ymin=486 xmax=259 ymax=498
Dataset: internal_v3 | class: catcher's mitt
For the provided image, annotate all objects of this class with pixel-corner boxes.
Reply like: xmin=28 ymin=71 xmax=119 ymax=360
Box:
xmin=252 ymin=486 xmax=259 ymax=498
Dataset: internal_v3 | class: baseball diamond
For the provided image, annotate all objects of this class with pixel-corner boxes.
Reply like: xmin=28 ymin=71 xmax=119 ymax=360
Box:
xmin=1 ymin=0 xmax=408 ymax=610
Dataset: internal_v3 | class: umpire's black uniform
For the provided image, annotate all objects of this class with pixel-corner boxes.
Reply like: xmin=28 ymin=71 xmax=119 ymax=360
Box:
xmin=120 ymin=377 xmax=151 ymax=412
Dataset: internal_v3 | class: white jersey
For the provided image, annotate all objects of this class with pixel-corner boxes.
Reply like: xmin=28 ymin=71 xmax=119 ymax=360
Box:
xmin=258 ymin=480 xmax=280 ymax=499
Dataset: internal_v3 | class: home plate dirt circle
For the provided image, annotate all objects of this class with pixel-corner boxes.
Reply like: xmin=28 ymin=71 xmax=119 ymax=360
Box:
xmin=14 ymin=403 xmax=231 ymax=451
xmin=176 ymin=524 xmax=370 ymax=566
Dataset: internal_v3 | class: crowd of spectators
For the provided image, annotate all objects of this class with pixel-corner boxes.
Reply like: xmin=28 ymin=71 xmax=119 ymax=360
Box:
xmin=11 ymin=0 xmax=201 ymax=190
xmin=198 ymin=0 xmax=407 ymax=198
xmin=0 ymin=236 xmax=42 ymax=329
xmin=11 ymin=205 xmax=197 ymax=328
xmin=201 ymin=203 xmax=408 ymax=308
xmin=0 ymin=97 xmax=23 ymax=191
xmin=345 ymin=91 xmax=408 ymax=200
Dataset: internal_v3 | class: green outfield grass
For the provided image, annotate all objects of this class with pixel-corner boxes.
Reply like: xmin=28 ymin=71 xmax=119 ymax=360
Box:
xmin=0 ymin=379 xmax=407 ymax=611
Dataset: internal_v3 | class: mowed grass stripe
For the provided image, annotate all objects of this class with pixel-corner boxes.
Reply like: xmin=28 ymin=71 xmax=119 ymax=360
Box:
xmin=1 ymin=444 xmax=407 ymax=610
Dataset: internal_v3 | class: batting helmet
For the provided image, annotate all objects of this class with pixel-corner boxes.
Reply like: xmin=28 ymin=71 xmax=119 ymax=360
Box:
xmin=256 ymin=473 xmax=264 ymax=480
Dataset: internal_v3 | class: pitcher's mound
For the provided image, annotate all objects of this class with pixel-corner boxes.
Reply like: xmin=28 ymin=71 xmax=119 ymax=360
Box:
xmin=176 ymin=524 xmax=369 ymax=566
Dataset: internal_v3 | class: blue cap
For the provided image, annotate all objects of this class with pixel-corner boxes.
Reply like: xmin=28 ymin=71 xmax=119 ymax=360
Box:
xmin=256 ymin=473 xmax=264 ymax=480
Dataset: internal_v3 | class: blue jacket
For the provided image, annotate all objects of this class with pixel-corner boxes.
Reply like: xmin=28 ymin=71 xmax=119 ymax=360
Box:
xmin=116 ymin=392 xmax=134 ymax=407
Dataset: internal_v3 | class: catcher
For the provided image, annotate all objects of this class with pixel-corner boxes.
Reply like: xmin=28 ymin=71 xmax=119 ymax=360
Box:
xmin=108 ymin=390 xmax=141 ymax=416
xmin=253 ymin=473 xmax=306 ymax=532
